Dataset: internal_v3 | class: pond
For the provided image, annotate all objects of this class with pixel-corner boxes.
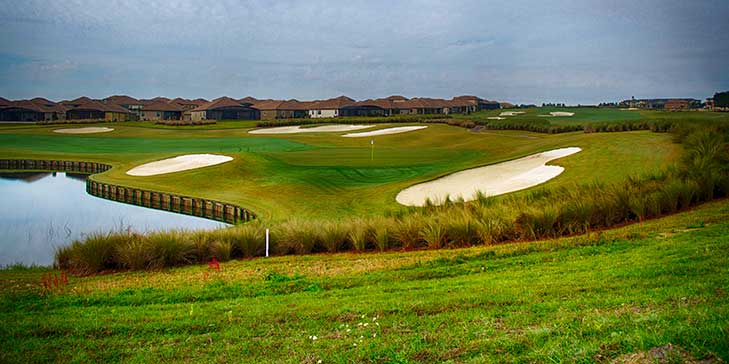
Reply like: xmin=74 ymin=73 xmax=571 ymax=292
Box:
xmin=0 ymin=172 xmax=227 ymax=267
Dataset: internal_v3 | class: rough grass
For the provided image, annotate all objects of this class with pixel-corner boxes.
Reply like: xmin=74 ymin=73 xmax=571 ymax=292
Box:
xmin=2 ymin=199 xmax=728 ymax=363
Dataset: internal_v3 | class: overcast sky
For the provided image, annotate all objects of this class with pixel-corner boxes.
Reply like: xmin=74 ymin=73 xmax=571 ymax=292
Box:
xmin=0 ymin=0 xmax=727 ymax=104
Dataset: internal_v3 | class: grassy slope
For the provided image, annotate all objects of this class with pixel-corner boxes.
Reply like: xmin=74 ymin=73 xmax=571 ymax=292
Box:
xmin=1 ymin=199 xmax=728 ymax=363
xmin=0 ymin=121 xmax=680 ymax=220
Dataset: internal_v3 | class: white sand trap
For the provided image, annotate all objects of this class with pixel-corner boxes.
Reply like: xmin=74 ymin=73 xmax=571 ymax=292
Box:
xmin=620 ymin=108 xmax=640 ymax=111
xmin=54 ymin=127 xmax=114 ymax=134
xmin=343 ymin=126 xmax=428 ymax=138
xmin=249 ymin=125 xmax=375 ymax=134
xmin=396 ymin=147 xmax=582 ymax=206
xmin=487 ymin=117 xmax=506 ymax=120
xmin=500 ymin=111 xmax=525 ymax=116
xmin=538 ymin=112 xmax=575 ymax=117
xmin=127 ymin=154 xmax=233 ymax=176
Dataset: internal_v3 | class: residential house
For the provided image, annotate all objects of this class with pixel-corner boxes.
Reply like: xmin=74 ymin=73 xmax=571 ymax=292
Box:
xmin=189 ymin=97 xmax=259 ymax=121
xmin=169 ymin=98 xmax=207 ymax=111
xmin=140 ymin=102 xmax=183 ymax=121
xmin=664 ymin=99 xmax=690 ymax=111
xmin=340 ymin=99 xmax=397 ymax=117
xmin=104 ymin=95 xmax=144 ymax=117
xmin=0 ymin=98 xmax=67 ymax=122
xmin=62 ymin=97 xmax=131 ymax=121
xmin=253 ymin=100 xmax=309 ymax=119
xmin=308 ymin=96 xmax=355 ymax=118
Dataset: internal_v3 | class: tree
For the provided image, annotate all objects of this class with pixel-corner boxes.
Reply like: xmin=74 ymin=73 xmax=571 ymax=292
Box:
xmin=714 ymin=91 xmax=729 ymax=107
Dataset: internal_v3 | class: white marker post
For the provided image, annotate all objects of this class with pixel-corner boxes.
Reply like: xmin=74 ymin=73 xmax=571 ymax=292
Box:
xmin=370 ymin=139 xmax=374 ymax=161
xmin=265 ymin=228 xmax=270 ymax=257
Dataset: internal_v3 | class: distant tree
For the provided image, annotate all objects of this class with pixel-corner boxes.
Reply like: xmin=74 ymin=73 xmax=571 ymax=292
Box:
xmin=714 ymin=91 xmax=729 ymax=107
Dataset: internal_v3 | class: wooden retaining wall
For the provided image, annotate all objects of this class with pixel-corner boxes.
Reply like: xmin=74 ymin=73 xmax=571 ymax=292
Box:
xmin=0 ymin=159 xmax=256 ymax=224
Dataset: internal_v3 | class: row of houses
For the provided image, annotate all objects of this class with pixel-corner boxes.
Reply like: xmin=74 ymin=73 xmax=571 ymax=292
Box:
xmin=619 ymin=97 xmax=703 ymax=110
xmin=0 ymin=94 xmax=502 ymax=122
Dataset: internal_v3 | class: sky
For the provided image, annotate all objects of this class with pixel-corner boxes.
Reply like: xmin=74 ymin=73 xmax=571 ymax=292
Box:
xmin=0 ymin=0 xmax=727 ymax=105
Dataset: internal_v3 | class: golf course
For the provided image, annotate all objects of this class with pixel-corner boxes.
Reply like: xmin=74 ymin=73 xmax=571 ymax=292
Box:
xmin=1 ymin=107 xmax=728 ymax=363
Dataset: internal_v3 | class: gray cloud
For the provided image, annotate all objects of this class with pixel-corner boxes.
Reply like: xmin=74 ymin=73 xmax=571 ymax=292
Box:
xmin=0 ymin=0 xmax=727 ymax=103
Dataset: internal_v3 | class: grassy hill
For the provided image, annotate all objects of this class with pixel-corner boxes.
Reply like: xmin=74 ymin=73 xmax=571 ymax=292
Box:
xmin=1 ymin=199 xmax=727 ymax=363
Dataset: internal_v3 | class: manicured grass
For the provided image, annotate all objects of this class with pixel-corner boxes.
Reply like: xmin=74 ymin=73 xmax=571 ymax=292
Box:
xmin=0 ymin=122 xmax=680 ymax=220
xmin=2 ymin=199 xmax=728 ymax=363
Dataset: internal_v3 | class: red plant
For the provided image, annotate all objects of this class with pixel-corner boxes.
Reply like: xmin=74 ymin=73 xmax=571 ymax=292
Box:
xmin=208 ymin=258 xmax=221 ymax=271
xmin=40 ymin=271 xmax=69 ymax=293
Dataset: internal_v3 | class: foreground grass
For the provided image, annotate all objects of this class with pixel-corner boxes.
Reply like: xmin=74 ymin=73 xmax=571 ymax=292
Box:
xmin=2 ymin=200 xmax=728 ymax=363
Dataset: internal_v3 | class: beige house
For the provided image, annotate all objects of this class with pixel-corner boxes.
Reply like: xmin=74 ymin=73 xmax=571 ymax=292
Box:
xmin=140 ymin=102 xmax=183 ymax=121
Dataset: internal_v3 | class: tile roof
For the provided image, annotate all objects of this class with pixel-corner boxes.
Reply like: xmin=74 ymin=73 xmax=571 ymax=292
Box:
xmin=191 ymin=97 xmax=250 ymax=112
xmin=309 ymin=96 xmax=355 ymax=110
xmin=104 ymin=95 xmax=140 ymax=105
xmin=142 ymin=102 xmax=184 ymax=112
xmin=62 ymin=97 xmax=129 ymax=113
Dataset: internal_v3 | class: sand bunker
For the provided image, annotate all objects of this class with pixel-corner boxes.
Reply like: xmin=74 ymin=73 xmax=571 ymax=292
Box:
xmin=249 ymin=125 xmax=375 ymax=134
xmin=538 ymin=112 xmax=576 ymax=117
xmin=127 ymin=154 xmax=233 ymax=176
xmin=500 ymin=111 xmax=525 ymax=116
xmin=53 ymin=127 xmax=114 ymax=134
xmin=342 ymin=126 xmax=428 ymax=138
xmin=396 ymin=147 xmax=582 ymax=206
xmin=620 ymin=108 xmax=640 ymax=111
xmin=487 ymin=117 xmax=506 ymax=120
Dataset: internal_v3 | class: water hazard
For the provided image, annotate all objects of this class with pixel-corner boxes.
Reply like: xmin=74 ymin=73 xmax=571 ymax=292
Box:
xmin=0 ymin=172 xmax=227 ymax=267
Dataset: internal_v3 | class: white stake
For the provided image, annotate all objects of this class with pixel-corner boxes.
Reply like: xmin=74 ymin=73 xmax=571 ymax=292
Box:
xmin=265 ymin=228 xmax=270 ymax=257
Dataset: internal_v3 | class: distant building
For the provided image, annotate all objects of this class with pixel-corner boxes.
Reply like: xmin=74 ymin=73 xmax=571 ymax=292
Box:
xmin=706 ymin=97 xmax=714 ymax=110
xmin=0 ymin=98 xmax=67 ymax=122
xmin=664 ymin=99 xmax=690 ymax=110
xmin=189 ymin=97 xmax=259 ymax=121
xmin=140 ymin=102 xmax=183 ymax=121
xmin=253 ymin=100 xmax=309 ymax=119
xmin=62 ymin=97 xmax=132 ymax=121
xmin=308 ymin=96 xmax=355 ymax=118
xmin=619 ymin=98 xmax=700 ymax=110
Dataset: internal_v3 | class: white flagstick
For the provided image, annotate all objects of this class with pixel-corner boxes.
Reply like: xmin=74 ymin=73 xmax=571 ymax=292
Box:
xmin=265 ymin=228 xmax=270 ymax=257
xmin=370 ymin=139 xmax=374 ymax=161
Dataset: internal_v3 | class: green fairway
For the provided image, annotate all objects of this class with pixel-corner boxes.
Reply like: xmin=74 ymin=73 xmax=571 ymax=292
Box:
xmin=2 ymin=199 xmax=727 ymax=363
xmin=0 ymin=121 xmax=680 ymax=220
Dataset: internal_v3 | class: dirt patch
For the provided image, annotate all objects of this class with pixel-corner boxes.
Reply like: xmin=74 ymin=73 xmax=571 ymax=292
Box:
xmin=610 ymin=343 xmax=721 ymax=364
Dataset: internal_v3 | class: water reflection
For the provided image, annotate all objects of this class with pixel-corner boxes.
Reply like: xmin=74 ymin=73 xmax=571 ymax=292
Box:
xmin=0 ymin=172 xmax=227 ymax=267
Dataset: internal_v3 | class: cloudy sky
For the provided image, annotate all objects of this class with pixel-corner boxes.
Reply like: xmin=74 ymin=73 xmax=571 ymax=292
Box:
xmin=0 ymin=0 xmax=727 ymax=104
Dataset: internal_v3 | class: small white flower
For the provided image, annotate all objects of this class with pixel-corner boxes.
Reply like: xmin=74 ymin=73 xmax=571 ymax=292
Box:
xmin=373 ymin=333 xmax=376 ymax=338
xmin=317 ymin=360 xmax=322 ymax=364
xmin=346 ymin=329 xmax=351 ymax=333
xmin=353 ymin=343 xmax=357 ymax=347
xmin=363 ymin=323 xmax=368 ymax=327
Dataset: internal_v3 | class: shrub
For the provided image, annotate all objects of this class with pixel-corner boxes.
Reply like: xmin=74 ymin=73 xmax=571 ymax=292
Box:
xmin=347 ymin=218 xmax=370 ymax=251
xmin=58 ymin=233 xmax=127 ymax=274
xmin=319 ymin=221 xmax=349 ymax=253
xmin=116 ymin=236 xmax=150 ymax=270
xmin=145 ymin=231 xmax=195 ymax=268
xmin=393 ymin=215 xmax=425 ymax=249
xmin=420 ymin=220 xmax=445 ymax=249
